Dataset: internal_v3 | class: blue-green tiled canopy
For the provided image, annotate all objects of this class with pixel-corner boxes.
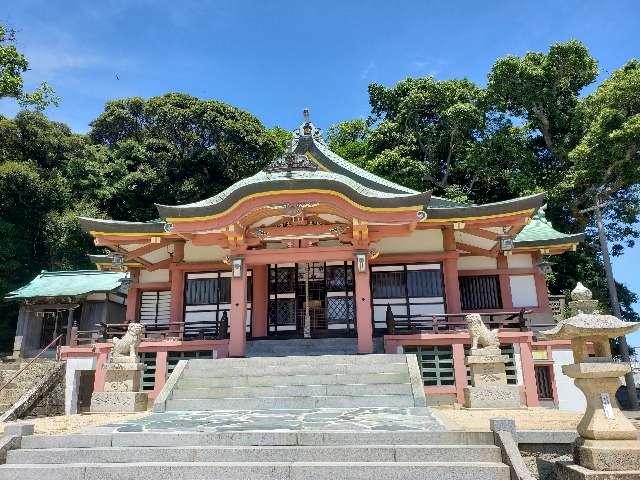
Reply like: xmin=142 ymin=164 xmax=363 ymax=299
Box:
xmin=6 ymin=270 xmax=128 ymax=300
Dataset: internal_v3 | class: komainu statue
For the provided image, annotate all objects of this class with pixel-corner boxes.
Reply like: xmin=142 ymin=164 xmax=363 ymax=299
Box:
xmin=110 ymin=322 xmax=145 ymax=363
xmin=465 ymin=313 xmax=499 ymax=351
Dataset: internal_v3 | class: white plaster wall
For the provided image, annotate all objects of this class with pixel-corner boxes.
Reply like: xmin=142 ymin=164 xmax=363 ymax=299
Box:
xmin=377 ymin=229 xmax=444 ymax=254
xmin=509 ymin=275 xmax=538 ymax=307
xmin=139 ymin=269 xmax=170 ymax=283
xmin=507 ymin=254 xmax=533 ymax=268
xmin=457 ymin=256 xmax=497 ymax=270
xmin=183 ymin=243 xmax=227 ymax=262
xmin=454 ymin=231 xmax=496 ymax=250
xmin=141 ymin=246 xmax=170 ymax=263
xmin=553 ymin=349 xmax=586 ymax=412
xmin=65 ymin=356 xmax=96 ymax=415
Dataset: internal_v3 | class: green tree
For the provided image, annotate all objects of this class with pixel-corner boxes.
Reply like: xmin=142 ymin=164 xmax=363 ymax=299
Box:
xmin=367 ymin=77 xmax=486 ymax=192
xmin=487 ymin=40 xmax=598 ymax=165
xmin=89 ymin=93 xmax=282 ymax=219
xmin=0 ymin=24 xmax=58 ymax=110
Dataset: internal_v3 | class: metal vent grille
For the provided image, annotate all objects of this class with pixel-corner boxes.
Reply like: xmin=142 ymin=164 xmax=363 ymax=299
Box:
xmin=405 ymin=346 xmax=455 ymax=386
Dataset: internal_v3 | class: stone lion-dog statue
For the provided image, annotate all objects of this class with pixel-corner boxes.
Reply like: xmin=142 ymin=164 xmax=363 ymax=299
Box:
xmin=465 ymin=313 xmax=499 ymax=351
xmin=111 ymin=322 xmax=145 ymax=363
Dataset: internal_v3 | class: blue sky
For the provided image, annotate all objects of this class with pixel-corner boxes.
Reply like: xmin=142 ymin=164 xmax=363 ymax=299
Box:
xmin=1 ymin=0 xmax=639 ymax=346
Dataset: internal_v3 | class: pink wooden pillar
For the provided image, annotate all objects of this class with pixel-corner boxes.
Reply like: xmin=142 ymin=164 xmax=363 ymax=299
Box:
xmin=125 ymin=268 xmax=140 ymax=322
xmin=452 ymin=342 xmax=468 ymax=404
xmin=519 ymin=341 xmax=540 ymax=406
xmin=229 ymin=257 xmax=248 ymax=357
xmin=151 ymin=350 xmax=168 ymax=399
xmin=354 ymin=258 xmax=373 ymax=354
xmin=442 ymin=228 xmax=461 ymax=313
xmin=93 ymin=351 xmax=109 ymax=393
xmin=251 ymin=264 xmax=268 ymax=338
xmin=497 ymin=255 xmax=514 ymax=310
xmin=532 ymin=252 xmax=551 ymax=310
xmin=170 ymin=267 xmax=185 ymax=336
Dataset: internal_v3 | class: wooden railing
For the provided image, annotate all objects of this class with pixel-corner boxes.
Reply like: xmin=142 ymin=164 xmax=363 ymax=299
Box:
xmin=385 ymin=307 xmax=530 ymax=335
xmin=69 ymin=312 xmax=229 ymax=346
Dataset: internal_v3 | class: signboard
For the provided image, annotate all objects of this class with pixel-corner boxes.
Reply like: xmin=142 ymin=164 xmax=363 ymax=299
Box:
xmin=601 ymin=392 xmax=614 ymax=420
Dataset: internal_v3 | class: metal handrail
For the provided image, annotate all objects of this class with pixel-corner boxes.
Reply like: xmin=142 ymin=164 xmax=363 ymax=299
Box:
xmin=0 ymin=333 xmax=64 ymax=395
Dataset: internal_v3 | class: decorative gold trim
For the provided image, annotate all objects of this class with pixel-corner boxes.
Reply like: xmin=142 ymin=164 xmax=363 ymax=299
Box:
xmin=421 ymin=208 xmax=536 ymax=223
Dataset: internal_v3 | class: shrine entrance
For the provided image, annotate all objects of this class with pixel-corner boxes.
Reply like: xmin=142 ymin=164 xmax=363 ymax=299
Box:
xmin=267 ymin=262 xmax=356 ymax=338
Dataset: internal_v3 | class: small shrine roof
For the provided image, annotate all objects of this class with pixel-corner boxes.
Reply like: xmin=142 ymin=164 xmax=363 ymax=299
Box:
xmin=514 ymin=207 xmax=584 ymax=248
xmin=6 ymin=270 xmax=128 ymax=300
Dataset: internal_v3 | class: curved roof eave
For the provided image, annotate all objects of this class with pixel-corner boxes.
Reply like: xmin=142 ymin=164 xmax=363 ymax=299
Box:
xmin=423 ymin=192 xmax=546 ymax=220
xmin=156 ymin=175 xmax=431 ymax=219
xmin=78 ymin=217 xmax=167 ymax=234
xmin=514 ymin=233 xmax=585 ymax=248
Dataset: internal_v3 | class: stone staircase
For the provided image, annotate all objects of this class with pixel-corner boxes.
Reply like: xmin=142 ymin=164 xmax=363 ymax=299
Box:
xmin=0 ymin=359 xmax=63 ymax=420
xmin=158 ymin=353 xmax=425 ymax=411
xmin=0 ymin=354 xmax=514 ymax=479
xmin=0 ymin=430 xmax=510 ymax=479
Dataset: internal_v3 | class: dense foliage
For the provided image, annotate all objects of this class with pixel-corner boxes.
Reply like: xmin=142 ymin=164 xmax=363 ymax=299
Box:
xmin=327 ymin=41 xmax=639 ymax=323
xmin=0 ymin=30 xmax=638 ymax=351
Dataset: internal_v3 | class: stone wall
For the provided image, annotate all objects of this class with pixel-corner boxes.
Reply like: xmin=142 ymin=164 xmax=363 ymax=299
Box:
xmin=22 ymin=370 xmax=65 ymax=418
xmin=519 ymin=443 xmax=572 ymax=480
xmin=0 ymin=361 xmax=66 ymax=421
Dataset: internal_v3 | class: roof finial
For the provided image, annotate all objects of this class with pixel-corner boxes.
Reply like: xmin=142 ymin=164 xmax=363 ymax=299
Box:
xmin=303 ymin=107 xmax=310 ymax=123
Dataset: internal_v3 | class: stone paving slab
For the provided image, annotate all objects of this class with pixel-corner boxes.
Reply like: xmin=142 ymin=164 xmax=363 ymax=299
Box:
xmin=86 ymin=407 xmax=448 ymax=433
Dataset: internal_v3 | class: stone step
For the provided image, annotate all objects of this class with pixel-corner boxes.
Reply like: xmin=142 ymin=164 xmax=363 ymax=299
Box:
xmin=171 ymin=383 xmax=413 ymax=399
xmin=245 ymin=338 xmax=386 ymax=357
xmin=186 ymin=354 xmax=407 ymax=368
xmin=0 ymin=461 xmax=510 ymax=480
xmin=182 ymin=362 xmax=409 ymax=378
xmin=7 ymin=445 xmax=502 ymax=464
xmin=177 ymin=372 xmax=411 ymax=388
xmin=21 ymin=431 xmax=495 ymax=449
xmin=166 ymin=394 xmax=416 ymax=410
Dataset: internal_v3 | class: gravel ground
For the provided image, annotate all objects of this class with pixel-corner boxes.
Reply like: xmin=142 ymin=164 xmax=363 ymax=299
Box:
xmin=0 ymin=412 xmax=151 ymax=435
xmin=432 ymin=406 xmax=582 ymax=431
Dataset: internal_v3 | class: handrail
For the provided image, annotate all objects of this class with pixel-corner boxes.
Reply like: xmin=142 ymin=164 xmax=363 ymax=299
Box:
xmin=385 ymin=308 xmax=532 ymax=335
xmin=0 ymin=333 xmax=64 ymax=395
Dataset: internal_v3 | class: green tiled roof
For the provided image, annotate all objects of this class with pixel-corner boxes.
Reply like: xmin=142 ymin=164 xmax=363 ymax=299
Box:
xmin=515 ymin=208 xmax=584 ymax=247
xmin=6 ymin=270 xmax=128 ymax=300
xmin=156 ymin=167 xmax=431 ymax=219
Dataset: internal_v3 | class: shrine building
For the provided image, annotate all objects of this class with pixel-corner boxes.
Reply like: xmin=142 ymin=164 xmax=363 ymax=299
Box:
xmin=57 ymin=113 xmax=584 ymax=411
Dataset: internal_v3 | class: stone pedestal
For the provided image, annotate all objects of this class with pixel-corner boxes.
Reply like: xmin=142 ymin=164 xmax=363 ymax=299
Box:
xmin=561 ymin=361 xmax=640 ymax=475
xmin=555 ymin=462 xmax=640 ymax=480
xmin=90 ymin=362 xmax=148 ymax=413
xmin=542 ymin=281 xmax=640 ymax=479
xmin=463 ymin=347 xmax=522 ymax=408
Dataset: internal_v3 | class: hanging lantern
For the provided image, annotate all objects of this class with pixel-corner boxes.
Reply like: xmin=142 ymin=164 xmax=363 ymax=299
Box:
xmin=497 ymin=228 xmax=514 ymax=253
xmin=536 ymin=260 xmax=554 ymax=275
xmin=111 ymin=252 xmax=125 ymax=268
xmin=232 ymin=257 xmax=244 ymax=277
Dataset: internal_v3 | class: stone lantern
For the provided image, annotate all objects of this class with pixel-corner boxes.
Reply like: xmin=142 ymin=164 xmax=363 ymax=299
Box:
xmin=542 ymin=282 xmax=640 ymax=478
